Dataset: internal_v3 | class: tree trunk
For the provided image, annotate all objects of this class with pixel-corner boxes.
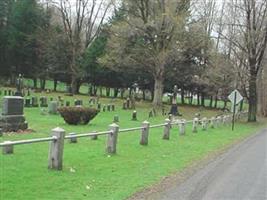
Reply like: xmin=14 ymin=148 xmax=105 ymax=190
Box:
xmin=53 ymin=79 xmax=57 ymax=91
xmin=209 ymin=96 xmax=213 ymax=108
xmin=142 ymin=90 xmax=146 ymax=100
xmin=152 ymin=77 xmax=163 ymax=107
xmin=201 ymin=93 xmax=205 ymax=107
xmin=120 ymin=88 xmax=125 ymax=99
xmin=114 ymin=88 xmax=119 ymax=98
xmin=248 ymin=71 xmax=257 ymax=122
xmin=214 ymin=91 xmax=218 ymax=108
xmin=93 ymin=85 xmax=97 ymax=96
xmin=40 ymin=79 xmax=46 ymax=90
xmin=106 ymin=87 xmax=110 ymax=97
xmin=33 ymin=78 xmax=37 ymax=89
xmin=181 ymin=88 xmax=185 ymax=104
xmin=71 ymin=75 xmax=79 ymax=94
xmin=197 ymin=92 xmax=200 ymax=106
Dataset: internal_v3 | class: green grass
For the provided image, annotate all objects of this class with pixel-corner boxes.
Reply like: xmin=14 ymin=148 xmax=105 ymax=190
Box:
xmin=0 ymin=90 xmax=265 ymax=200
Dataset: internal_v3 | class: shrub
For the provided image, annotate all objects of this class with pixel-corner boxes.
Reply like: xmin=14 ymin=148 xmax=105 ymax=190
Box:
xmin=58 ymin=107 xmax=99 ymax=125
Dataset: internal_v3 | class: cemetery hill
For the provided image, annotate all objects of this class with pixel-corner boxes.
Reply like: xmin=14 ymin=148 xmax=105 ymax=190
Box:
xmin=0 ymin=0 xmax=267 ymax=200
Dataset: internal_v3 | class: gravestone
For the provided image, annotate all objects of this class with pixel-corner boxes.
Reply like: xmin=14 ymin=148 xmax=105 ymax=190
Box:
xmin=97 ymin=103 xmax=101 ymax=111
xmin=48 ymin=101 xmax=58 ymax=114
xmin=148 ymin=111 xmax=153 ymax=118
xmin=24 ymin=98 xmax=31 ymax=107
xmin=126 ymin=98 xmax=130 ymax=109
xmin=31 ymin=97 xmax=39 ymax=107
xmin=122 ymin=101 xmax=127 ymax=110
xmin=0 ymin=96 xmax=28 ymax=132
xmin=66 ymin=101 xmax=70 ymax=107
xmin=113 ymin=115 xmax=119 ymax=123
xmin=74 ymin=99 xmax=83 ymax=106
xmin=40 ymin=96 xmax=48 ymax=107
xmin=169 ymin=85 xmax=181 ymax=116
xmin=107 ymin=104 xmax=111 ymax=112
xmin=132 ymin=110 xmax=137 ymax=121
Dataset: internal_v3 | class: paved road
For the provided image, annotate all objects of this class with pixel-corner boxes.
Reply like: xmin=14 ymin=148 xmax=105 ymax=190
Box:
xmin=148 ymin=129 xmax=267 ymax=200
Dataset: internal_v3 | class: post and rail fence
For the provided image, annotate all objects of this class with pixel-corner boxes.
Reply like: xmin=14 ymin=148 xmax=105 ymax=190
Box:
xmin=0 ymin=112 xmax=248 ymax=170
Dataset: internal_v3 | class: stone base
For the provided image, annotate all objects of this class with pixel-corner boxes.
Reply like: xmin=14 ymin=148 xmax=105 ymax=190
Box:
xmin=0 ymin=115 xmax=28 ymax=132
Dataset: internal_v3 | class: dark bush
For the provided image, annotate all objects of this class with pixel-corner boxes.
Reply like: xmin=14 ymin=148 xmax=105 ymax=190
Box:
xmin=58 ymin=107 xmax=99 ymax=125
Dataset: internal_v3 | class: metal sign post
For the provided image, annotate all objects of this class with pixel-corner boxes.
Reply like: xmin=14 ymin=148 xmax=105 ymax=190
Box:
xmin=232 ymin=91 xmax=237 ymax=131
xmin=228 ymin=90 xmax=243 ymax=131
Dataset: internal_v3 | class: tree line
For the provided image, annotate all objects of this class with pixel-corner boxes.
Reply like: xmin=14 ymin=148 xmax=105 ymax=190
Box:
xmin=0 ymin=0 xmax=266 ymax=122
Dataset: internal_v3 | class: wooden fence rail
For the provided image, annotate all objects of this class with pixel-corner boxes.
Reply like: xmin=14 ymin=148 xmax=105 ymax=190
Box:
xmin=0 ymin=112 xmax=248 ymax=170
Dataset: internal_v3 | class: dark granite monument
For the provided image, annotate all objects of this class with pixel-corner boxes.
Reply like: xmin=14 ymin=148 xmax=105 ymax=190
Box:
xmin=0 ymin=96 xmax=28 ymax=132
xmin=169 ymin=85 xmax=181 ymax=116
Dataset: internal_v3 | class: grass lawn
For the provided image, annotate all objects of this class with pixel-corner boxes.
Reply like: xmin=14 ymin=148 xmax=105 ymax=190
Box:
xmin=0 ymin=90 xmax=265 ymax=200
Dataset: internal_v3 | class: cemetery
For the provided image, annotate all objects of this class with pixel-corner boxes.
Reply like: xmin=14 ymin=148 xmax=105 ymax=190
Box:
xmin=0 ymin=0 xmax=267 ymax=199
xmin=0 ymin=82 xmax=266 ymax=200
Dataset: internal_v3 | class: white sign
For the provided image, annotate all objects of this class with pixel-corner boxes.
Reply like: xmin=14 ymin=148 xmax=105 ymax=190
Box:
xmin=228 ymin=90 xmax=243 ymax=105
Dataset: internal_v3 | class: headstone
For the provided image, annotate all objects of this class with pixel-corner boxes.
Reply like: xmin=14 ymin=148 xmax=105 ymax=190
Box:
xmin=0 ymin=96 xmax=28 ymax=132
xmin=74 ymin=99 xmax=83 ymax=106
xmin=126 ymin=98 xmax=130 ymax=109
xmin=132 ymin=110 xmax=137 ymax=121
xmin=162 ymin=108 xmax=165 ymax=116
xmin=66 ymin=101 xmax=70 ymax=107
xmin=91 ymin=131 xmax=98 ymax=140
xmin=148 ymin=111 xmax=153 ymax=118
xmin=97 ymin=103 xmax=101 ymax=111
xmin=113 ymin=115 xmax=119 ymax=123
xmin=169 ymin=85 xmax=182 ymax=116
xmin=24 ymin=98 xmax=31 ymax=107
xmin=48 ymin=101 xmax=58 ymax=114
xmin=123 ymin=101 xmax=127 ymax=110
xmin=31 ymin=97 xmax=39 ymax=107
xmin=40 ymin=96 xmax=48 ymax=107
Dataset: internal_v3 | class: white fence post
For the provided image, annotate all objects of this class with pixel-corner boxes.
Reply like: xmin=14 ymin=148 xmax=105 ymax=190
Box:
xmin=202 ymin=117 xmax=208 ymax=131
xmin=192 ymin=118 xmax=198 ymax=133
xmin=106 ymin=123 xmax=119 ymax=154
xmin=140 ymin=121 xmax=150 ymax=145
xmin=210 ymin=117 xmax=215 ymax=128
xmin=48 ymin=127 xmax=65 ymax=170
xmin=179 ymin=119 xmax=186 ymax=136
xmin=163 ymin=119 xmax=171 ymax=140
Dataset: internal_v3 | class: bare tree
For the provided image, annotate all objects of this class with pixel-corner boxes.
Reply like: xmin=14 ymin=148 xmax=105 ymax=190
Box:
xmin=54 ymin=0 xmax=113 ymax=93
xmin=219 ymin=0 xmax=267 ymax=122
